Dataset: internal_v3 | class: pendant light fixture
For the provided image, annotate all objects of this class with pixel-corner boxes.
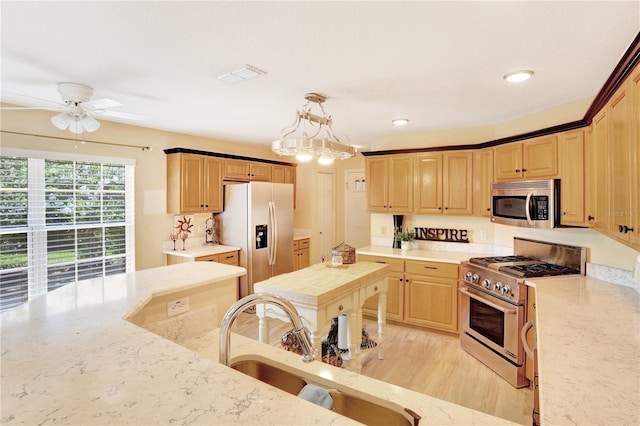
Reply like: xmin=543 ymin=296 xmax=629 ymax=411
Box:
xmin=272 ymin=93 xmax=355 ymax=164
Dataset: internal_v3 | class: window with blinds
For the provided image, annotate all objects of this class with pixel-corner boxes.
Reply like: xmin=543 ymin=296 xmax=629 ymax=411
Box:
xmin=0 ymin=153 xmax=135 ymax=311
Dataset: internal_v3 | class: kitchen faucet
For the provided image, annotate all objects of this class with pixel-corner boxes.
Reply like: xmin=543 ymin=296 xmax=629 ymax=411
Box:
xmin=219 ymin=293 xmax=315 ymax=366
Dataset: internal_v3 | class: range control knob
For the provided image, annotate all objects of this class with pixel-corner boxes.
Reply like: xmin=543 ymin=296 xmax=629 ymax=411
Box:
xmin=493 ymin=282 xmax=503 ymax=292
xmin=471 ymin=273 xmax=480 ymax=284
xmin=481 ymin=279 xmax=491 ymax=288
xmin=464 ymin=272 xmax=473 ymax=281
xmin=500 ymin=285 xmax=512 ymax=295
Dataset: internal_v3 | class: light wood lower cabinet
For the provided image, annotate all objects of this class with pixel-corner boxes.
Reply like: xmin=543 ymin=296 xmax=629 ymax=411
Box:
xmin=359 ymin=255 xmax=459 ymax=333
xmin=293 ymin=238 xmax=310 ymax=270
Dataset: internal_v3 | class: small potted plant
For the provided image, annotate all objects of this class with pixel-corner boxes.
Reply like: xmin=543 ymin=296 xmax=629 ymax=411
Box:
xmin=394 ymin=229 xmax=415 ymax=250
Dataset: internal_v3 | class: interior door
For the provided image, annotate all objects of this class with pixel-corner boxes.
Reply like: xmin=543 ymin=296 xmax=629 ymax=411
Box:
xmin=345 ymin=169 xmax=370 ymax=249
xmin=318 ymin=172 xmax=334 ymax=263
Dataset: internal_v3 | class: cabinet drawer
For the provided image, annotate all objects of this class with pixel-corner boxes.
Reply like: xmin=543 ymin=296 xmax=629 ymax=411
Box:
xmin=357 ymin=255 xmax=404 ymax=273
xmin=405 ymin=260 xmax=458 ymax=278
xmin=218 ymin=251 xmax=239 ymax=265
xmin=196 ymin=254 xmax=219 ymax=262
xmin=297 ymin=238 xmax=310 ymax=249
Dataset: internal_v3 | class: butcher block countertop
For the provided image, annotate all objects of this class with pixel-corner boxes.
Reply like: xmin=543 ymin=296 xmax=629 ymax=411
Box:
xmin=0 ymin=262 xmax=513 ymax=425
xmin=526 ymin=276 xmax=640 ymax=426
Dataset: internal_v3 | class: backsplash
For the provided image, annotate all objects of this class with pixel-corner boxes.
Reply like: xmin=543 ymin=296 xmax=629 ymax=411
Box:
xmin=586 ymin=263 xmax=640 ymax=293
xmin=369 ymin=237 xmax=511 ymax=255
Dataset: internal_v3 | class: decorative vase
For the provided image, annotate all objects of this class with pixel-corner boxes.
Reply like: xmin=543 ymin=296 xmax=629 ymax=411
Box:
xmin=401 ymin=241 xmax=410 ymax=250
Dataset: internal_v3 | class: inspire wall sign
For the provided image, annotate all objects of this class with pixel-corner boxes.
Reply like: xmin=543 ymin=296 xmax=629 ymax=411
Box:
xmin=414 ymin=227 xmax=469 ymax=243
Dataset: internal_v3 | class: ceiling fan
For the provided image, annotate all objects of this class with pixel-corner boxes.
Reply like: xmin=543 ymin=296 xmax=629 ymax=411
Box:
xmin=2 ymin=82 xmax=143 ymax=134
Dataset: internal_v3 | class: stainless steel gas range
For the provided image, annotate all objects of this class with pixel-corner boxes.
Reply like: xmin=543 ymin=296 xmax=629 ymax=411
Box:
xmin=458 ymin=237 xmax=585 ymax=388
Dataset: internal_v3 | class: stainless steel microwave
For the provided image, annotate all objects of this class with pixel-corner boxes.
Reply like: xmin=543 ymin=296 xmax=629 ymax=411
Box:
xmin=490 ymin=179 xmax=559 ymax=228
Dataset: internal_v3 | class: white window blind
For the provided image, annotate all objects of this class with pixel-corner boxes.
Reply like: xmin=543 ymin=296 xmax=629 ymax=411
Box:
xmin=0 ymin=153 xmax=135 ymax=311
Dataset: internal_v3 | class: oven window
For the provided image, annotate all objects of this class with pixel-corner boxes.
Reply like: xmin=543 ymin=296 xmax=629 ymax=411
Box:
xmin=469 ymin=298 xmax=504 ymax=346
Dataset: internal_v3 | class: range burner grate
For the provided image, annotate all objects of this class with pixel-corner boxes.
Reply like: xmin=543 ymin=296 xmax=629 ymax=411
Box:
xmin=498 ymin=263 xmax=581 ymax=278
xmin=468 ymin=255 xmax=535 ymax=267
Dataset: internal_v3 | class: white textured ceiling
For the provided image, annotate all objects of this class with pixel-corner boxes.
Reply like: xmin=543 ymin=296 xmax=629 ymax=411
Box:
xmin=1 ymin=1 xmax=639 ymax=151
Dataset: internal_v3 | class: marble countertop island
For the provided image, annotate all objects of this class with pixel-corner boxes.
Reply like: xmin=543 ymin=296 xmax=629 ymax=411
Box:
xmin=527 ymin=276 xmax=640 ymax=425
xmin=1 ymin=262 xmax=514 ymax=425
xmin=356 ymin=245 xmax=494 ymax=263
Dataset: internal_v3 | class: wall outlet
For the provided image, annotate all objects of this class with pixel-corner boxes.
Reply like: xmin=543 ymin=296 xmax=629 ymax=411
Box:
xmin=479 ymin=230 xmax=487 ymax=241
xmin=167 ymin=297 xmax=190 ymax=317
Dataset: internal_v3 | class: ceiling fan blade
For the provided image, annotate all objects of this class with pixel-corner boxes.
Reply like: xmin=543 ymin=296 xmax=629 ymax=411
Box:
xmin=1 ymin=92 xmax=65 ymax=108
xmin=100 ymin=109 xmax=145 ymax=121
xmin=82 ymin=98 xmax=123 ymax=110
xmin=0 ymin=106 xmax=65 ymax=111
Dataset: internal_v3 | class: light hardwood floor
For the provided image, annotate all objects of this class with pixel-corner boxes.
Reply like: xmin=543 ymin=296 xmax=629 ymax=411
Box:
xmin=235 ymin=313 xmax=532 ymax=425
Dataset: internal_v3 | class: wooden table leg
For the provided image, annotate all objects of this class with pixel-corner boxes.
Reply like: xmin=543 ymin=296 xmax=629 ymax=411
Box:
xmin=377 ymin=291 xmax=386 ymax=359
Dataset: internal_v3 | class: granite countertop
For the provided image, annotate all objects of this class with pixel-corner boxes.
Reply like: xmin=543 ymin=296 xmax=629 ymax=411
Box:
xmin=356 ymin=245 xmax=494 ymax=264
xmin=163 ymin=243 xmax=241 ymax=258
xmin=0 ymin=262 xmax=513 ymax=425
xmin=526 ymin=276 xmax=640 ymax=425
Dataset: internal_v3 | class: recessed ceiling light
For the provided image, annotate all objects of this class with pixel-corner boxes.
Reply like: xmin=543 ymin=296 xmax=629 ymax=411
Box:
xmin=503 ymin=70 xmax=534 ymax=83
xmin=392 ymin=118 xmax=409 ymax=126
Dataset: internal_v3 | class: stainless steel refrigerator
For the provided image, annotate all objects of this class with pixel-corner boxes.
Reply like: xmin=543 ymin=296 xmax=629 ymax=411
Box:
xmin=217 ymin=182 xmax=294 ymax=299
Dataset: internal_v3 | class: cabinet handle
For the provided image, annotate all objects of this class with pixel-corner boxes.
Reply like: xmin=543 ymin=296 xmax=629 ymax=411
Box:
xmin=444 ymin=207 xmax=448 ymax=210
xmin=588 ymin=215 xmax=595 ymax=221
xmin=522 ymin=168 xmax=527 ymax=172
xmin=338 ymin=304 xmax=344 ymax=311
xmin=515 ymin=169 xmax=520 ymax=173
xmin=619 ymin=225 xmax=635 ymax=233
xmin=374 ymin=286 xmax=378 ymax=291
xmin=200 ymin=204 xmax=204 ymax=207
xmin=423 ymin=266 xmax=438 ymax=270
xmin=486 ymin=208 xmax=491 ymax=211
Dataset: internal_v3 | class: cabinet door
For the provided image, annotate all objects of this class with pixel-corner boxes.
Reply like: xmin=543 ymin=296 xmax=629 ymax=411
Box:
xmin=366 ymin=157 xmax=388 ymax=212
xmin=180 ymin=154 xmax=205 ymax=213
xmin=523 ymin=135 xmax=558 ymax=179
xmin=630 ymin=64 xmax=640 ymax=249
xmin=250 ymin=162 xmax=272 ymax=181
xmin=609 ymin=84 xmax=634 ymax=244
xmin=443 ymin=151 xmax=473 ymax=215
xmin=473 ymin=149 xmax=493 ymax=217
xmin=362 ymin=271 xmax=404 ymax=321
xmin=272 ymin=165 xmax=285 ymax=183
xmin=404 ymin=274 xmax=457 ymax=332
xmin=387 ymin=155 xmax=414 ymax=213
xmin=587 ymin=109 xmax=610 ymax=232
xmin=415 ymin=153 xmax=443 ymax=214
xmin=203 ymin=157 xmax=223 ymax=212
xmin=558 ymin=130 xmax=585 ymax=226
xmin=224 ymin=159 xmax=251 ymax=181
xmin=494 ymin=143 xmax=522 ymax=181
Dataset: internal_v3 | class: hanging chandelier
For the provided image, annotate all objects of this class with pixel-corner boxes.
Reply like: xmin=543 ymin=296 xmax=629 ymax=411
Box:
xmin=271 ymin=93 xmax=355 ymax=165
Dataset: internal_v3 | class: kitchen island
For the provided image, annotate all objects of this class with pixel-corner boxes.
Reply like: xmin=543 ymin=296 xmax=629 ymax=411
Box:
xmin=254 ymin=261 xmax=390 ymax=373
xmin=0 ymin=261 xmax=513 ymax=425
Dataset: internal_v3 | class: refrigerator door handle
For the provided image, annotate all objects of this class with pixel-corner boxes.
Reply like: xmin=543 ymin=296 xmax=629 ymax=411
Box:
xmin=268 ymin=201 xmax=278 ymax=266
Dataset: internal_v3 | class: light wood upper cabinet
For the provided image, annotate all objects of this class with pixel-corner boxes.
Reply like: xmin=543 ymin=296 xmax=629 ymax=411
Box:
xmin=586 ymin=109 xmax=610 ymax=232
xmin=272 ymin=165 xmax=296 ymax=184
xmin=443 ymin=151 xmax=473 ymax=215
xmin=415 ymin=153 xmax=443 ymax=214
xmin=224 ymin=159 xmax=272 ymax=182
xmin=558 ymin=130 xmax=586 ymax=226
xmin=630 ymin=63 xmax=640 ymax=248
xmin=365 ymin=155 xmax=414 ymax=213
xmin=494 ymin=135 xmax=558 ymax=181
xmin=473 ymin=148 xmax=494 ymax=217
xmin=166 ymin=153 xmax=223 ymax=214
xmin=416 ymin=151 xmax=473 ymax=215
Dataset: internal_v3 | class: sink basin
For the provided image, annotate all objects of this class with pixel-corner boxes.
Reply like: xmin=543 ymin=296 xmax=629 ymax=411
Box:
xmin=230 ymin=359 xmax=419 ymax=426
xmin=328 ymin=389 xmax=415 ymax=426
xmin=230 ymin=359 xmax=308 ymax=395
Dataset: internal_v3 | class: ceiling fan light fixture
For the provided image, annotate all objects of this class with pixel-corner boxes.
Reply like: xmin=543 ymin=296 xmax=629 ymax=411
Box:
xmin=272 ymin=93 xmax=355 ymax=163
xmin=51 ymin=112 xmax=71 ymax=130
xmin=503 ymin=70 xmax=534 ymax=83
xmin=80 ymin=114 xmax=100 ymax=132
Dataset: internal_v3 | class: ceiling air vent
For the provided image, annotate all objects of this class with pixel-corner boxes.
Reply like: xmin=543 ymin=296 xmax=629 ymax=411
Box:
xmin=216 ymin=64 xmax=266 ymax=83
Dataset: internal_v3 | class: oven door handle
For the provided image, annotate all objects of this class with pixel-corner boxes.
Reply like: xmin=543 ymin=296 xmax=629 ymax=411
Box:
xmin=521 ymin=320 xmax=535 ymax=359
xmin=458 ymin=287 xmax=517 ymax=315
